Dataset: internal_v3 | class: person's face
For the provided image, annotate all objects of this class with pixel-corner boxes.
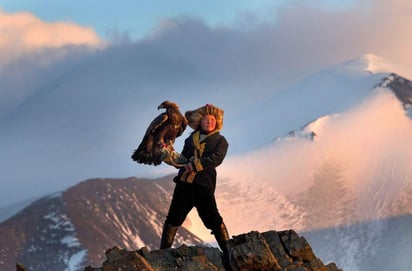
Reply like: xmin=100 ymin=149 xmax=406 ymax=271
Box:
xmin=201 ymin=115 xmax=217 ymax=133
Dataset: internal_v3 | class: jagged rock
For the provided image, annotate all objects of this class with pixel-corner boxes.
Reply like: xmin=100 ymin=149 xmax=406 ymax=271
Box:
xmin=84 ymin=230 xmax=343 ymax=271
xmin=379 ymin=73 xmax=412 ymax=106
xmin=84 ymin=246 xmax=154 ymax=271
xmin=228 ymin=231 xmax=281 ymax=270
xmin=85 ymin=245 xmax=224 ymax=271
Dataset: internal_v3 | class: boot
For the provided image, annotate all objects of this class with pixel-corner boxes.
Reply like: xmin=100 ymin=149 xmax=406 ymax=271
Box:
xmin=160 ymin=223 xmax=178 ymax=249
xmin=213 ymin=223 xmax=230 ymax=252
xmin=213 ymin=223 xmax=232 ymax=270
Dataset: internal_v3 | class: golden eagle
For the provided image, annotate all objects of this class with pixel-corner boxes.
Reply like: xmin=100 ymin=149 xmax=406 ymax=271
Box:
xmin=131 ymin=101 xmax=187 ymax=166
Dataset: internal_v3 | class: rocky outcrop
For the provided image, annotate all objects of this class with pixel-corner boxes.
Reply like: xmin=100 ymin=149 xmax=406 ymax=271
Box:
xmin=379 ymin=73 xmax=412 ymax=107
xmin=84 ymin=230 xmax=343 ymax=271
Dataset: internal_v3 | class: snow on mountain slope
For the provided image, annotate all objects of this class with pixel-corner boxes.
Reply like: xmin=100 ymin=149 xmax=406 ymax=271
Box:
xmin=0 ymin=193 xmax=87 ymax=271
xmin=303 ymin=214 xmax=412 ymax=271
xmin=238 ymin=55 xmax=395 ymax=146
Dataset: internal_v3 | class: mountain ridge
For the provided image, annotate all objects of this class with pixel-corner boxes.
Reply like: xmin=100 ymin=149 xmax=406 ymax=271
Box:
xmin=0 ymin=176 xmax=203 ymax=271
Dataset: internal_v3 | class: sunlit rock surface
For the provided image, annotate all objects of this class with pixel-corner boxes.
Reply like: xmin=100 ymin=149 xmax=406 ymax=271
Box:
xmin=83 ymin=230 xmax=342 ymax=271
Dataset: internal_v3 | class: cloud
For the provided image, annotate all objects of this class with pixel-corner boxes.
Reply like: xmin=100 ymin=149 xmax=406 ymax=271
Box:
xmin=136 ymin=0 xmax=412 ymax=93
xmin=0 ymin=8 xmax=103 ymax=66
xmin=0 ymin=8 xmax=104 ymax=120
xmin=259 ymin=0 xmax=412 ymax=76
xmin=2 ymin=0 xmax=412 ymax=78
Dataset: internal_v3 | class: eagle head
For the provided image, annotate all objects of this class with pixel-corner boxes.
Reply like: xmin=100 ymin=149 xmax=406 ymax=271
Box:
xmin=158 ymin=101 xmax=179 ymax=110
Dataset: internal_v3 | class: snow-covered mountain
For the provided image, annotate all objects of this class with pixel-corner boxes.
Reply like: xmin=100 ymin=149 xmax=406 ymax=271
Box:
xmin=0 ymin=176 xmax=202 ymax=271
xmin=1 ymin=54 xmax=412 ymax=271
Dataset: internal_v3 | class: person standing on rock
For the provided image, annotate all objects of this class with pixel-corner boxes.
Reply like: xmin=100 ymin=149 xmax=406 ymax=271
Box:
xmin=159 ymin=104 xmax=230 ymax=257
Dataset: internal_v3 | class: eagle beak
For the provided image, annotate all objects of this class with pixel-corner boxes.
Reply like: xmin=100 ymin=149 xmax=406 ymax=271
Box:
xmin=158 ymin=101 xmax=168 ymax=110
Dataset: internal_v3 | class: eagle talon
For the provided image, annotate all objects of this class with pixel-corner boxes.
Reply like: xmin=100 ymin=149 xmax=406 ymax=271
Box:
xmin=159 ymin=142 xmax=167 ymax=148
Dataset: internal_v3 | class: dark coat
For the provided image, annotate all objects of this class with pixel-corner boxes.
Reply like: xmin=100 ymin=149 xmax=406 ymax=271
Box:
xmin=174 ymin=131 xmax=228 ymax=192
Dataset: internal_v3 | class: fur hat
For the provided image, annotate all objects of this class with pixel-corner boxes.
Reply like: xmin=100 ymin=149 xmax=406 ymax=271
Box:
xmin=185 ymin=104 xmax=224 ymax=131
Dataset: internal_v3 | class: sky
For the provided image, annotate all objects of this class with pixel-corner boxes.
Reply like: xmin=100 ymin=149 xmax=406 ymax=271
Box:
xmin=0 ymin=0 xmax=356 ymax=40
xmin=0 ymin=0 xmax=411 ymax=76
xmin=1 ymin=0 xmax=412 ymax=121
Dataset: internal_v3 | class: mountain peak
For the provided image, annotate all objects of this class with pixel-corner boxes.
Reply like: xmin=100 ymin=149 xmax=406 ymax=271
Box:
xmin=340 ymin=53 xmax=391 ymax=75
xmin=360 ymin=54 xmax=388 ymax=73
xmin=286 ymin=114 xmax=338 ymax=141
xmin=338 ymin=53 xmax=412 ymax=80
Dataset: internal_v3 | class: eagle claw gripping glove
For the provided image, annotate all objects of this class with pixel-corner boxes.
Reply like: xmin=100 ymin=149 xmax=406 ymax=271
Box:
xmin=160 ymin=143 xmax=187 ymax=168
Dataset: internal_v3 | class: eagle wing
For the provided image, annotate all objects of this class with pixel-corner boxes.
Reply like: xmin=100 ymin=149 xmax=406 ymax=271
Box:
xmin=131 ymin=112 xmax=168 ymax=165
xmin=146 ymin=113 xmax=169 ymax=137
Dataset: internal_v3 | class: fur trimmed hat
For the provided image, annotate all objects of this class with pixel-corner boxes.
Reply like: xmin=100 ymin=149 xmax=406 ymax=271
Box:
xmin=185 ymin=104 xmax=224 ymax=131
